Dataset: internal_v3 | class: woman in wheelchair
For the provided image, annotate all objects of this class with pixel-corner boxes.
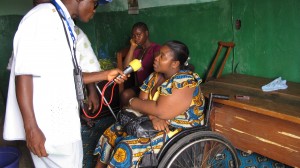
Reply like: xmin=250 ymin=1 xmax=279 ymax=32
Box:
xmin=94 ymin=40 xmax=205 ymax=168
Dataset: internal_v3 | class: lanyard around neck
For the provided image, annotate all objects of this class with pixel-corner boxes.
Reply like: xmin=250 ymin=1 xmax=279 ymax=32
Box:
xmin=51 ymin=0 xmax=81 ymax=74
xmin=51 ymin=0 xmax=76 ymax=46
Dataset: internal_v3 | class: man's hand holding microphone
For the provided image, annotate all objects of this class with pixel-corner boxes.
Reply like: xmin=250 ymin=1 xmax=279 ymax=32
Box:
xmin=82 ymin=59 xmax=142 ymax=85
xmin=107 ymin=59 xmax=142 ymax=86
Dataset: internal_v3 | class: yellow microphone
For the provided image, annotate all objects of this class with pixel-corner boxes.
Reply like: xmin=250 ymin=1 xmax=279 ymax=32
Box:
xmin=108 ymin=59 xmax=142 ymax=86
xmin=128 ymin=59 xmax=142 ymax=72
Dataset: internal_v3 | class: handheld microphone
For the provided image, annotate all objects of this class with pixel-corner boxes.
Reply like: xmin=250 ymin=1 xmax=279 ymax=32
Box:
xmin=108 ymin=59 xmax=142 ymax=86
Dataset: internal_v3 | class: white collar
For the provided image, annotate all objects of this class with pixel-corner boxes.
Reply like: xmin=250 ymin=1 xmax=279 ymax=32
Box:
xmin=54 ymin=0 xmax=75 ymax=29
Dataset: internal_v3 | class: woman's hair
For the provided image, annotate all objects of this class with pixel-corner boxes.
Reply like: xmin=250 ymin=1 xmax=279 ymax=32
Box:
xmin=165 ymin=40 xmax=193 ymax=70
xmin=132 ymin=22 xmax=149 ymax=32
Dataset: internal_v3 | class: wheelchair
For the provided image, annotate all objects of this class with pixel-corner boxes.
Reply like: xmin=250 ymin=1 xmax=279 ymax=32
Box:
xmin=138 ymin=93 xmax=240 ymax=168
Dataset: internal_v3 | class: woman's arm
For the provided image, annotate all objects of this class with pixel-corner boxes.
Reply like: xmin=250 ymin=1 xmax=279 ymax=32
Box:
xmin=131 ymin=86 xmax=195 ymax=120
xmin=123 ymin=39 xmax=138 ymax=68
xmin=138 ymin=89 xmax=148 ymax=100
xmin=138 ymin=90 xmax=154 ymax=119
xmin=137 ymin=89 xmax=170 ymax=131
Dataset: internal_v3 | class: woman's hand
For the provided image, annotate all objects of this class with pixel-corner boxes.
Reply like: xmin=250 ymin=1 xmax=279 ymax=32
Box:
xmin=130 ymin=39 xmax=139 ymax=48
xmin=86 ymin=84 xmax=99 ymax=112
xmin=152 ymin=117 xmax=170 ymax=132
xmin=87 ymin=92 xmax=99 ymax=113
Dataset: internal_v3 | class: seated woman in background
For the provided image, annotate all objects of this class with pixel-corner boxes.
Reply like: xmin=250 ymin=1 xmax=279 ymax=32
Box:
xmin=94 ymin=40 xmax=205 ymax=168
xmin=120 ymin=22 xmax=161 ymax=107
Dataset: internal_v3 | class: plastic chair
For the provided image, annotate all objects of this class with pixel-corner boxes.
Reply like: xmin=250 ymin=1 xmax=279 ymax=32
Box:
xmin=205 ymin=41 xmax=235 ymax=82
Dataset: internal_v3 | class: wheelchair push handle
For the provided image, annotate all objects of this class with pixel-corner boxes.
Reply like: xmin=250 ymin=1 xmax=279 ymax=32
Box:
xmin=205 ymin=93 xmax=229 ymax=127
xmin=208 ymin=93 xmax=229 ymax=110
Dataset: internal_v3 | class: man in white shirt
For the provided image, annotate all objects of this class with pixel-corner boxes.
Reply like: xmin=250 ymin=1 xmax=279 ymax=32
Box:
xmin=3 ymin=0 xmax=125 ymax=167
xmin=7 ymin=24 xmax=102 ymax=117
xmin=6 ymin=26 xmax=102 ymax=127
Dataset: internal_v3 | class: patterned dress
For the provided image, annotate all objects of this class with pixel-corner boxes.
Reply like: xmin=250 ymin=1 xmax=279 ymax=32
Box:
xmin=94 ymin=70 xmax=205 ymax=167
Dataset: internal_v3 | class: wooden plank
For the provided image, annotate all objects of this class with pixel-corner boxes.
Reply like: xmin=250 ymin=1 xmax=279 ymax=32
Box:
xmin=203 ymin=74 xmax=300 ymax=167
xmin=212 ymin=105 xmax=300 ymax=167
xmin=201 ymin=74 xmax=300 ymax=124
xmin=210 ymin=74 xmax=300 ymax=98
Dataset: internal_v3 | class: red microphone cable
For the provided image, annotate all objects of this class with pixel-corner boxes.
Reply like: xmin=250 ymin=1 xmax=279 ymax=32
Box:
xmin=82 ymin=81 xmax=117 ymax=119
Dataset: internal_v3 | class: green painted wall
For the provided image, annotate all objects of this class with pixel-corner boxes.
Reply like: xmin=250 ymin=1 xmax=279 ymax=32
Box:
xmin=232 ymin=0 xmax=300 ymax=81
xmin=0 ymin=0 xmax=300 ymax=113
xmin=0 ymin=0 xmax=32 ymax=16
xmin=80 ymin=0 xmax=300 ymax=83
xmin=0 ymin=15 xmax=23 ymax=100
xmin=79 ymin=0 xmax=234 ymax=77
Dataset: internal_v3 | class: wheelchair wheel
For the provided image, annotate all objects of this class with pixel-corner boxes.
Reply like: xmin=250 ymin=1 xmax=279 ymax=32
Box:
xmin=158 ymin=131 xmax=239 ymax=168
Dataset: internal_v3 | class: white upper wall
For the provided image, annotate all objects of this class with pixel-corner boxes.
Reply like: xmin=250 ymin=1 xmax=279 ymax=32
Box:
xmin=98 ymin=0 xmax=217 ymax=12
xmin=0 ymin=0 xmax=217 ymax=16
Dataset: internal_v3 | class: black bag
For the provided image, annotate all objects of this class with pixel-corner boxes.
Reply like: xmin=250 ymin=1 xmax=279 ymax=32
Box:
xmin=117 ymin=108 xmax=159 ymax=138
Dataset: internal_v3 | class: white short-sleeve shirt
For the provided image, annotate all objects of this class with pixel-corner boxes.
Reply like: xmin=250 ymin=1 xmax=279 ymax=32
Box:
xmin=75 ymin=26 xmax=101 ymax=72
xmin=3 ymin=2 xmax=81 ymax=146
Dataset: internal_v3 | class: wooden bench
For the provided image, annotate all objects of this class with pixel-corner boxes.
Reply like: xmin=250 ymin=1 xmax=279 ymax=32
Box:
xmin=201 ymin=74 xmax=300 ymax=167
